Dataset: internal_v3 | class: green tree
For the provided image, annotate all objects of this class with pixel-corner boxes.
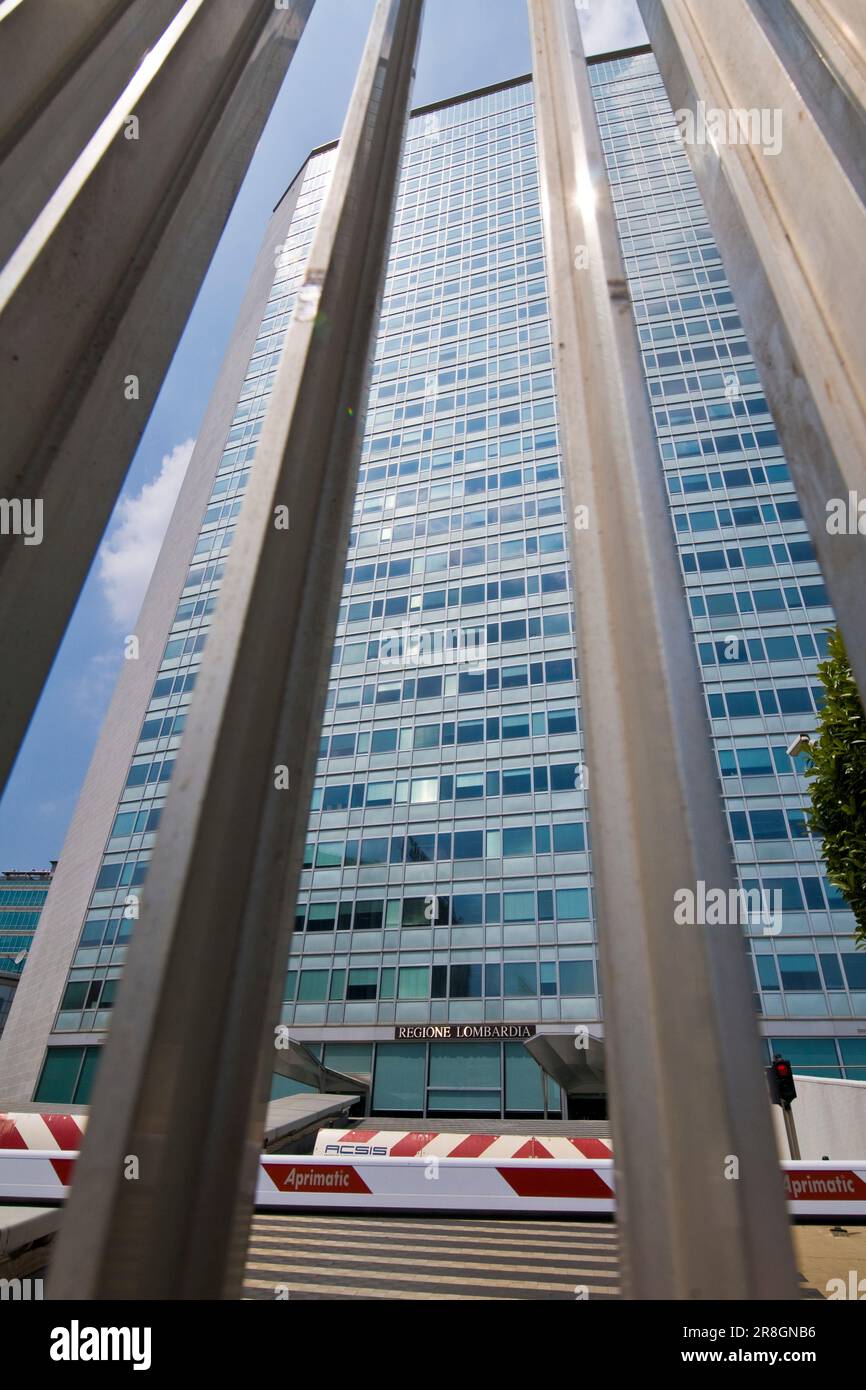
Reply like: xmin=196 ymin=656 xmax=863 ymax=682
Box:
xmin=805 ymin=627 xmax=866 ymax=947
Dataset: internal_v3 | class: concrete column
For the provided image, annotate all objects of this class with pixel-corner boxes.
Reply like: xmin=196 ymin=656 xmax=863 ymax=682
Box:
xmin=48 ymin=0 xmax=425 ymax=1301
xmin=528 ymin=0 xmax=797 ymax=1298
xmin=0 ymin=0 xmax=314 ymax=793
xmin=0 ymin=165 xmax=308 ymax=1110
xmin=639 ymin=0 xmax=866 ymax=698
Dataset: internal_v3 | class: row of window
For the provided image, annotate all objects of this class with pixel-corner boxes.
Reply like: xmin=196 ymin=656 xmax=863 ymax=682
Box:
xmin=376 ymin=270 xmax=548 ymax=345
xmin=0 ymin=888 xmax=48 ymax=906
xmin=354 ymin=453 xmax=559 ymax=511
xmin=667 ymin=461 xmax=790 ymax=497
xmin=310 ymin=762 xmax=587 ymax=814
xmin=739 ymin=876 xmax=844 ymax=913
xmin=343 ymin=569 xmax=569 ymax=616
xmin=377 ymin=277 xmax=548 ymax=358
xmin=285 ymin=959 xmax=595 ymax=1004
xmin=350 ymin=492 xmax=564 ymax=549
xmin=95 ymin=826 xmax=593 ymax=893
xmin=707 ymin=685 xmax=822 ymax=720
xmin=369 ymin=322 xmax=552 ymax=398
xmin=674 ymin=498 xmax=802 ymax=533
xmin=302 ymin=828 xmax=584 ymax=870
xmin=644 ymin=332 xmax=750 ymax=378
xmin=730 ymin=809 xmax=811 ymax=843
xmin=294 ymin=884 xmax=590 ymax=933
xmin=369 ymin=348 xmax=548 ymax=410
xmin=365 ymin=324 xmax=552 ymax=425
xmin=350 ymin=525 xmax=567 ymax=570
xmin=324 ymin=655 xmax=576 ymax=713
xmin=682 ymin=538 xmax=814 ymax=575
xmin=332 ymin=612 xmax=572 ymax=668
xmin=690 ymin=581 xmax=828 ymax=620
xmin=752 ymin=952 xmax=866 ymax=993
xmin=384 ymin=234 xmax=544 ymax=307
xmin=698 ymin=630 xmax=829 ymax=668
xmin=317 ymin=706 xmax=578 ymax=761
xmin=665 ymin=425 xmax=780 ymax=461
xmin=0 ymin=908 xmax=45 ymax=927
xmin=640 ymin=286 xmax=735 ymax=329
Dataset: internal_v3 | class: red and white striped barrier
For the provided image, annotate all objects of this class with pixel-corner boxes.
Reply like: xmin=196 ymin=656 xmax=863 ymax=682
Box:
xmin=3 ymin=1148 xmax=864 ymax=1218
xmin=314 ymin=1127 xmax=613 ymax=1160
xmin=259 ymin=1155 xmax=616 ymax=1213
xmin=0 ymin=1112 xmax=86 ymax=1150
xmin=0 ymin=1150 xmax=76 ymax=1202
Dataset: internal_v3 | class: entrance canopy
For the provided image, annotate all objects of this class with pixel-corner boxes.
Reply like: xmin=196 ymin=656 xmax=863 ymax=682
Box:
xmin=524 ymin=1029 xmax=605 ymax=1096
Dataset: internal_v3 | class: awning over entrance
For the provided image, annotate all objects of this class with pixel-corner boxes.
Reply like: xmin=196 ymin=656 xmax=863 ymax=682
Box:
xmin=273 ymin=1038 xmax=369 ymax=1097
xmin=524 ymin=1029 xmax=606 ymax=1096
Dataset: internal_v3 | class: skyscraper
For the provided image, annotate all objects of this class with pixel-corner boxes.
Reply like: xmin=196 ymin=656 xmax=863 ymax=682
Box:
xmin=2 ymin=44 xmax=863 ymax=1114
xmin=0 ymin=866 xmax=53 ymax=1038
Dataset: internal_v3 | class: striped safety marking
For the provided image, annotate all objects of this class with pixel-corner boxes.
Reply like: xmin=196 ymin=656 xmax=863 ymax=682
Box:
xmin=314 ymin=1128 xmax=614 ymax=1160
xmin=0 ymin=1112 xmax=86 ymax=1151
xmin=2 ymin=1150 xmax=865 ymax=1217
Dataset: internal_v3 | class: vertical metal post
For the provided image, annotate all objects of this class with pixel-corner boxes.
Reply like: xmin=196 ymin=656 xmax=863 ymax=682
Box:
xmin=637 ymin=0 xmax=866 ymax=700
xmin=0 ymin=0 xmax=314 ymax=794
xmin=783 ymin=1106 xmax=801 ymax=1161
xmin=47 ymin=0 xmax=424 ymax=1302
xmin=528 ymin=0 xmax=797 ymax=1298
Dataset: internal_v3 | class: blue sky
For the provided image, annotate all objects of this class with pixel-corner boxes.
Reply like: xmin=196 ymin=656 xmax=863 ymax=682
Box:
xmin=0 ymin=0 xmax=645 ymax=868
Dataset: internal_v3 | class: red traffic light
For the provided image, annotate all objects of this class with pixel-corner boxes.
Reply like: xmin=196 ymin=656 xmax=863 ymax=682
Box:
xmin=768 ymin=1055 xmax=797 ymax=1104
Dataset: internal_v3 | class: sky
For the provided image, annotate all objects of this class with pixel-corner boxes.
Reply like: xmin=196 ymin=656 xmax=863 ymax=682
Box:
xmin=0 ymin=0 xmax=646 ymax=868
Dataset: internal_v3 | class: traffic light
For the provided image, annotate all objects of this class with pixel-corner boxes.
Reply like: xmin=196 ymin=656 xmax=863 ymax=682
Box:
xmin=767 ymin=1055 xmax=797 ymax=1106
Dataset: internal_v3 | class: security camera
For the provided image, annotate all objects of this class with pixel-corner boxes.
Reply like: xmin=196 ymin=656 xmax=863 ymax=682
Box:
xmin=786 ymin=734 xmax=812 ymax=758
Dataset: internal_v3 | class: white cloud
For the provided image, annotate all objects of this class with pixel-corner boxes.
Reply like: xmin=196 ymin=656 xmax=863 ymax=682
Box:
xmin=577 ymin=0 xmax=647 ymax=55
xmin=70 ymin=647 xmax=123 ymax=720
xmin=99 ymin=438 xmax=194 ymax=627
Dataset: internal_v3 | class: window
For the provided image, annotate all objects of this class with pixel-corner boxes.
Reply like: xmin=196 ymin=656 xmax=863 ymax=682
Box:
xmin=504 ymin=891 xmax=534 ymax=922
xmin=842 ymin=954 xmax=866 ymax=990
xmin=502 ymin=768 xmax=531 ymax=794
xmin=503 ymin=827 xmax=533 ymax=856
xmin=778 ymin=955 xmax=820 ymax=991
xmin=502 ymin=713 xmax=529 ymax=739
xmin=456 ymin=772 xmax=484 ymax=801
xmin=346 ymin=969 xmax=377 ymax=1001
xmin=35 ymin=1046 xmax=103 ymax=1104
xmin=556 ymin=888 xmax=589 ymax=919
xmin=307 ymin=903 xmax=336 ymax=932
xmin=560 ymin=961 xmax=594 ymax=995
xmin=297 ymin=971 xmax=328 ymax=1002
xmin=450 ymin=964 xmax=483 ymax=998
xmin=504 ymin=962 xmax=537 ymax=996
xmin=553 ymin=823 xmax=584 ymax=852
xmin=371 ymin=728 xmax=397 ymax=753
xmin=398 ymin=967 xmax=429 ymax=999
xmin=452 ymin=894 xmax=483 ymax=924
xmin=454 ymin=830 xmax=483 ymax=860
xmin=354 ymin=900 xmax=383 ymax=931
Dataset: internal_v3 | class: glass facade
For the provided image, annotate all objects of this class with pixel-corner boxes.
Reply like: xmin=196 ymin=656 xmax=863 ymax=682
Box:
xmin=0 ymin=869 xmax=51 ymax=976
xmin=31 ymin=54 xmax=865 ymax=1107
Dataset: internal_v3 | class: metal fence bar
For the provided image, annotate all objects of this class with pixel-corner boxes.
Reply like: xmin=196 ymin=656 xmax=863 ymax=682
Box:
xmin=47 ymin=0 xmax=424 ymax=1303
xmin=638 ymin=0 xmax=866 ymax=697
xmin=528 ymin=0 xmax=797 ymax=1299
xmin=0 ymin=0 xmax=314 ymax=794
